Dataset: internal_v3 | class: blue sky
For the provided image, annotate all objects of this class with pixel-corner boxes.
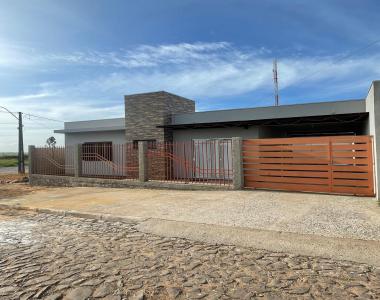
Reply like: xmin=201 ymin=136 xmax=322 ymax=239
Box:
xmin=1 ymin=0 xmax=380 ymax=151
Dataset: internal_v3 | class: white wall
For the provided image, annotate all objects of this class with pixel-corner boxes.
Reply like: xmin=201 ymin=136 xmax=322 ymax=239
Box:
xmin=365 ymin=81 xmax=380 ymax=198
xmin=64 ymin=130 xmax=126 ymax=145
xmin=64 ymin=130 xmax=128 ymax=177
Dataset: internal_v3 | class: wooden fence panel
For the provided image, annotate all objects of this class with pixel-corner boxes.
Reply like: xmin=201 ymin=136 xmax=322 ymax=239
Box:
xmin=243 ymin=136 xmax=374 ymax=196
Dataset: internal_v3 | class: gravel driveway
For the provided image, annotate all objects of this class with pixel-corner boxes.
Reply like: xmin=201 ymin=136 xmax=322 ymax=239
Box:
xmin=2 ymin=186 xmax=380 ymax=241
xmin=1 ymin=208 xmax=380 ymax=299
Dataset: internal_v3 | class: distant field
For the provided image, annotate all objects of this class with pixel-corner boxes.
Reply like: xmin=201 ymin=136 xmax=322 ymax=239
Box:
xmin=0 ymin=155 xmax=28 ymax=167
xmin=0 ymin=152 xmax=17 ymax=157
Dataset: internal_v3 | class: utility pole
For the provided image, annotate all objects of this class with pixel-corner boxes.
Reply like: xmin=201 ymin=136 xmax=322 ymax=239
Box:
xmin=273 ymin=59 xmax=280 ymax=106
xmin=0 ymin=106 xmax=24 ymax=174
xmin=18 ymin=112 xmax=25 ymax=174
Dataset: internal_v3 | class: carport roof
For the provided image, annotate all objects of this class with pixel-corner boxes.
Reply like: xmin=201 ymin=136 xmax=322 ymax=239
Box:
xmin=163 ymin=99 xmax=366 ymax=129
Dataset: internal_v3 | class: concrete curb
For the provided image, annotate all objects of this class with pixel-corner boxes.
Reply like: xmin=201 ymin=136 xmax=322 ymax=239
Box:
xmin=0 ymin=203 xmax=146 ymax=224
xmin=1 ymin=203 xmax=379 ymax=267
xmin=136 ymin=218 xmax=380 ymax=267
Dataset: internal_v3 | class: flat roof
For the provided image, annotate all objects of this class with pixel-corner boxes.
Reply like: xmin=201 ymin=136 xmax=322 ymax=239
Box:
xmin=55 ymin=117 xmax=125 ymax=134
xmin=54 ymin=126 xmax=125 ymax=134
xmin=55 ymin=99 xmax=367 ymax=133
xmin=171 ymin=99 xmax=366 ymax=126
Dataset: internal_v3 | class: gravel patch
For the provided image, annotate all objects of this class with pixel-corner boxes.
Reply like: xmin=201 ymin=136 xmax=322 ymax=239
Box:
xmin=1 ymin=208 xmax=380 ymax=299
xmin=1 ymin=186 xmax=380 ymax=241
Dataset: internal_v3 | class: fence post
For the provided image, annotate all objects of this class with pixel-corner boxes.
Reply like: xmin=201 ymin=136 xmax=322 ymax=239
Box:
xmin=74 ymin=144 xmax=82 ymax=178
xmin=232 ymin=137 xmax=243 ymax=189
xmin=28 ymin=145 xmax=35 ymax=175
xmin=138 ymin=141 xmax=148 ymax=182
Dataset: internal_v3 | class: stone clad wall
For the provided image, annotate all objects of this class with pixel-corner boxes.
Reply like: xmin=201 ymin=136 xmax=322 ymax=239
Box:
xmin=124 ymin=91 xmax=195 ymax=179
xmin=29 ymin=174 xmax=231 ymax=190
xmin=125 ymin=91 xmax=195 ymax=143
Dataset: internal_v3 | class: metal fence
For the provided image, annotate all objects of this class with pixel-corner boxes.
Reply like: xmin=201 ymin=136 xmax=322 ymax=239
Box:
xmin=31 ymin=140 xmax=233 ymax=186
xmin=147 ymin=140 xmax=233 ymax=185
xmin=81 ymin=143 xmax=138 ymax=179
xmin=32 ymin=146 xmax=75 ymax=176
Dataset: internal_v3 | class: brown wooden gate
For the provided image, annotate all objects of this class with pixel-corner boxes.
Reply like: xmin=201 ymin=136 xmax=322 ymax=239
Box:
xmin=243 ymin=136 xmax=374 ymax=196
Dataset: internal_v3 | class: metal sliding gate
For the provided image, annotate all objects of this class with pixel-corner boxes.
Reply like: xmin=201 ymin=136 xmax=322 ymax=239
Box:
xmin=243 ymin=136 xmax=375 ymax=196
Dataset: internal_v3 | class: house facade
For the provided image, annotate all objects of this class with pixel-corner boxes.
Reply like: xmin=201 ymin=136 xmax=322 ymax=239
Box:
xmin=54 ymin=80 xmax=380 ymax=197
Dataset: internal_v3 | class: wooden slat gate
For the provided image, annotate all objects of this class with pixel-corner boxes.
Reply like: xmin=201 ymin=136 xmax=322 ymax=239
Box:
xmin=243 ymin=136 xmax=375 ymax=196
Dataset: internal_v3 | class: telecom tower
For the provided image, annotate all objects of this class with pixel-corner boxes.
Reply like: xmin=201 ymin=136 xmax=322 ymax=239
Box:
xmin=273 ymin=59 xmax=279 ymax=106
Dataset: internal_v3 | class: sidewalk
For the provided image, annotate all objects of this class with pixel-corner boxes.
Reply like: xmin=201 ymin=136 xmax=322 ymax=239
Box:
xmin=1 ymin=185 xmax=380 ymax=266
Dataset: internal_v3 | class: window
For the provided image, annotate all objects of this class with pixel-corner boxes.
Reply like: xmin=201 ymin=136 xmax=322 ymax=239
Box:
xmin=133 ymin=139 xmax=157 ymax=150
xmin=82 ymin=142 xmax=113 ymax=161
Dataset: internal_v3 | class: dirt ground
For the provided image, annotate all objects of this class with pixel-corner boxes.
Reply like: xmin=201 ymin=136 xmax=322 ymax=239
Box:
xmin=0 ymin=173 xmax=27 ymax=181
xmin=0 ymin=182 xmax=43 ymax=199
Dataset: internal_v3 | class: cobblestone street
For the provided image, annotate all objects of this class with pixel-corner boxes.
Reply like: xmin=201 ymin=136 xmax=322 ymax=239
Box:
xmin=1 ymin=208 xmax=380 ymax=300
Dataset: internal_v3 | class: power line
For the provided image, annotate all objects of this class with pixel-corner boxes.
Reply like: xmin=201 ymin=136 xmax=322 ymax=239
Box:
xmin=283 ymin=38 xmax=380 ymax=90
xmin=1 ymin=106 xmax=64 ymax=123
xmin=23 ymin=113 xmax=63 ymax=123
xmin=23 ymin=120 xmax=59 ymax=129
xmin=1 ymin=105 xmax=61 ymax=129
xmin=0 ymin=106 xmax=18 ymax=119
xmin=0 ymin=111 xmax=17 ymax=114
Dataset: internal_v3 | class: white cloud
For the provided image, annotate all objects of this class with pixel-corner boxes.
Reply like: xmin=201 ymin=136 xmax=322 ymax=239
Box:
xmin=1 ymin=41 xmax=380 ymax=151
xmin=84 ymin=49 xmax=380 ymax=99
xmin=0 ymin=92 xmax=54 ymax=102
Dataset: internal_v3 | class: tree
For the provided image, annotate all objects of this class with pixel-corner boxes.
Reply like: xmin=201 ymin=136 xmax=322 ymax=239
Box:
xmin=46 ymin=136 xmax=57 ymax=148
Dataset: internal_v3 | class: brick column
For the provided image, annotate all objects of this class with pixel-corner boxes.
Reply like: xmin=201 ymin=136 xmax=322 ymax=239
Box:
xmin=138 ymin=141 xmax=148 ymax=182
xmin=232 ymin=137 xmax=244 ymax=190
xmin=74 ymin=144 xmax=82 ymax=178
xmin=28 ymin=145 xmax=35 ymax=175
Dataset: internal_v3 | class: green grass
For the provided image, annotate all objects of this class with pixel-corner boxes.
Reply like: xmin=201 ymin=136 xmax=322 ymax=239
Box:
xmin=0 ymin=156 xmax=28 ymax=168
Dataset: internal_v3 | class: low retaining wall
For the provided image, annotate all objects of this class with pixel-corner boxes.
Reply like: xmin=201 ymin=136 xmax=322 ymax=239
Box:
xmin=29 ymin=174 xmax=232 ymax=191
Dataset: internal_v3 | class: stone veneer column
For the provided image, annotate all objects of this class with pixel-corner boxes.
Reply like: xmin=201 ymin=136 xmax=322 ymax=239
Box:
xmin=232 ymin=137 xmax=244 ymax=190
xmin=28 ymin=145 xmax=35 ymax=175
xmin=124 ymin=91 xmax=195 ymax=143
xmin=138 ymin=141 xmax=148 ymax=182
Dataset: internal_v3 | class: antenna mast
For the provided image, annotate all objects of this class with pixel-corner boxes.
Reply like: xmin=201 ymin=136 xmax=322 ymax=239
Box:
xmin=273 ymin=59 xmax=279 ymax=106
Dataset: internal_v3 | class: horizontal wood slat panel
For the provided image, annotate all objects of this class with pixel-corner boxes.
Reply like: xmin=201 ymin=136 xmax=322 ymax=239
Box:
xmin=243 ymin=135 xmax=374 ymax=196
xmin=243 ymin=151 xmax=329 ymax=158
xmin=244 ymin=169 xmax=330 ymax=178
xmin=331 ymin=186 xmax=372 ymax=196
xmin=332 ymin=158 xmax=370 ymax=165
xmin=243 ymin=157 xmax=329 ymax=164
xmin=245 ymin=175 xmax=330 ymax=185
xmin=246 ymin=181 xmax=331 ymax=193
xmin=331 ymin=165 xmax=370 ymax=172
xmin=332 ymin=172 xmax=369 ymax=179
xmin=331 ymin=136 xmax=370 ymax=143
xmin=244 ymin=137 xmax=328 ymax=145
xmin=242 ymin=144 xmax=328 ymax=151
xmin=331 ymin=144 xmax=369 ymax=151
xmin=332 ymin=179 xmax=370 ymax=187
xmin=332 ymin=151 xmax=369 ymax=158
xmin=244 ymin=164 xmax=330 ymax=171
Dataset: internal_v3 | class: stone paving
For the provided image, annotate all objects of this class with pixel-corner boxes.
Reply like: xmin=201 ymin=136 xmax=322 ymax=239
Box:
xmin=1 ymin=209 xmax=380 ymax=300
